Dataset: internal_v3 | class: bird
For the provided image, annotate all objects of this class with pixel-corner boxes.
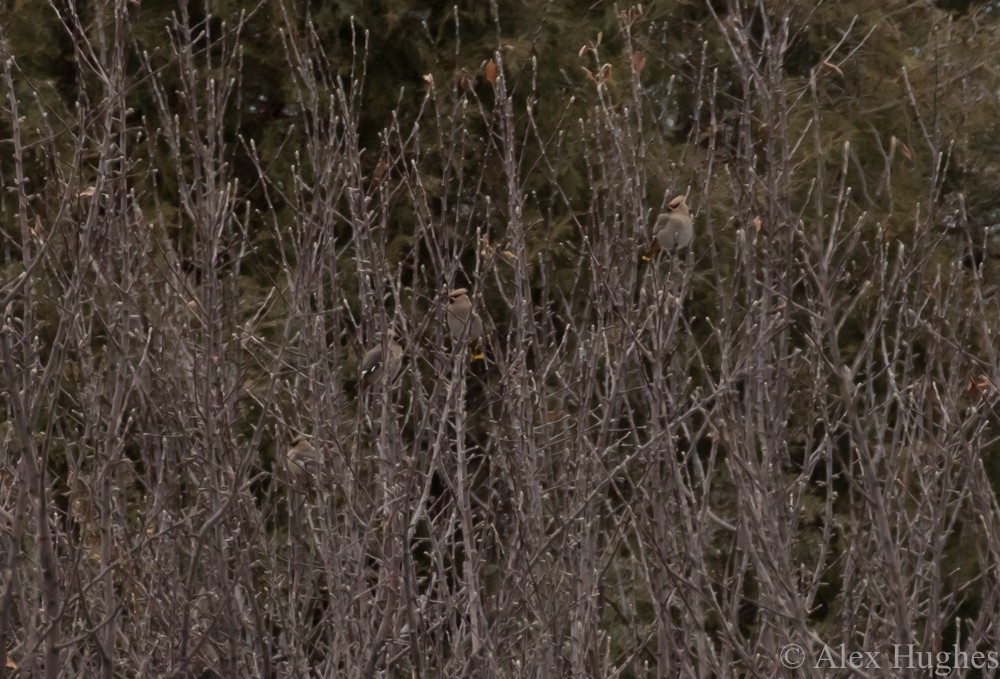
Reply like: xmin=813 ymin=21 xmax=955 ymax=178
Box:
xmin=359 ymin=332 xmax=403 ymax=387
xmin=644 ymin=195 xmax=693 ymax=260
xmin=446 ymin=288 xmax=485 ymax=359
xmin=286 ymin=435 xmax=320 ymax=476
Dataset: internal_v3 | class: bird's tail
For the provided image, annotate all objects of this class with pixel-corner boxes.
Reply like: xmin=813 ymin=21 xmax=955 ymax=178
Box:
xmin=641 ymin=239 xmax=662 ymax=262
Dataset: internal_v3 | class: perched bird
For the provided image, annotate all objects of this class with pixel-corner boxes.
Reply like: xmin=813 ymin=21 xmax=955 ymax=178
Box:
xmin=446 ymin=288 xmax=485 ymax=359
xmin=287 ymin=435 xmax=320 ymax=476
xmin=644 ymin=195 xmax=693 ymax=260
xmin=359 ymin=332 xmax=403 ymax=387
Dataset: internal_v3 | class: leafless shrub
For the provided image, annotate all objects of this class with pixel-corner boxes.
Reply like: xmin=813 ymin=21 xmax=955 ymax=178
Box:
xmin=1 ymin=1 xmax=999 ymax=677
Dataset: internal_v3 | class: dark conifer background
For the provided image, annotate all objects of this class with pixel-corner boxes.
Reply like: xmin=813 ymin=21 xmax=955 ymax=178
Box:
xmin=1 ymin=0 xmax=999 ymax=676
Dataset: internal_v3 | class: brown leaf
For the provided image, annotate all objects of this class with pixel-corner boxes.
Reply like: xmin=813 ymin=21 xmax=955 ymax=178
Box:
xmin=631 ymin=51 xmax=646 ymax=74
xmin=372 ymin=158 xmax=390 ymax=184
xmin=752 ymin=215 xmax=762 ymax=233
xmin=581 ymin=66 xmax=596 ymax=83
xmin=599 ymin=63 xmax=613 ymax=83
xmin=820 ymin=60 xmax=844 ymax=77
xmin=31 ymin=214 xmax=45 ymax=240
xmin=890 ymin=135 xmax=913 ymax=161
xmin=484 ymin=59 xmax=498 ymax=85
xmin=454 ymin=68 xmax=474 ymax=91
xmin=965 ymin=374 xmax=990 ymax=398
xmin=6 ymin=656 xmax=15 ymax=670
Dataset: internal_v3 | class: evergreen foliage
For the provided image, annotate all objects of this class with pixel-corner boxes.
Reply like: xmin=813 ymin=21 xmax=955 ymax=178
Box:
xmin=1 ymin=0 xmax=999 ymax=675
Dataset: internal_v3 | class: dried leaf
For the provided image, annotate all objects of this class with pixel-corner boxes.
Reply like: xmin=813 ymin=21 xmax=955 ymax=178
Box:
xmin=752 ymin=215 xmax=762 ymax=233
xmin=581 ymin=66 xmax=596 ymax=83
xmin=599 ymin=63 xmax=613 ymax=83
xmin=31 ymin=214 xmax=45 ymax=240
xmin=484 ymin=59 xmax=498 ymax=85
xmin=77 ymin=186 xmax=96 ymax=198
xmin=454 ymin=68 xmax=474 ymax=91
xmin=631 ymin=51 xmax=646 ymax=74
xmin=501 ymin=250 xmax=517 ymax=263
xmin=820 ymin=60 xmax=844 ymax=77
xmin=890 ymin=135 xmax=913 ymax=161
xmin=965 ymin=374 xmax=990 ymax=398
xmin=596 ymin=31 xmax=603 ymax=47
xmin=372 ymin=159 xmax=390 ymax=184
xmin=6 ymin=656 xmax=16 ymax=669
xmin=422 ymin=73 xmax=433 ymax=88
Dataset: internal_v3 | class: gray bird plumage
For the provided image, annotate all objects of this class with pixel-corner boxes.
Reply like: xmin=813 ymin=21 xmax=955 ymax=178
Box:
xmin=652 ymin=195 xmax=693 ymax=253
xmin=447 ymin=288 xmax=484 ymax=341
xmin=359 ymin=333 xmax=403 ymax=386
xmin=447 ymin=288 xmax=485 ymax=359
xmin=287 ymin=435 xmax=319 ymax=475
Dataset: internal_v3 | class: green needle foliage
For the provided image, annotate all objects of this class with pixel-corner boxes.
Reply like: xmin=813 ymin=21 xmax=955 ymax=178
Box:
xmin=1 ymin=0 xmax=999 ymax=676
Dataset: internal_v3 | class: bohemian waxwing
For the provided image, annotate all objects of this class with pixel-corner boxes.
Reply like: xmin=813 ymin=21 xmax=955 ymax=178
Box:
xmin=287 ymin=435 xmax=320 ymax=476
xmin=359 ymin=331 xmax=403 ymax=387
xmin=446 ymin=288 xmax=485 ymax=358
xmin=645 ymin=195 xmax=693 ymax=259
